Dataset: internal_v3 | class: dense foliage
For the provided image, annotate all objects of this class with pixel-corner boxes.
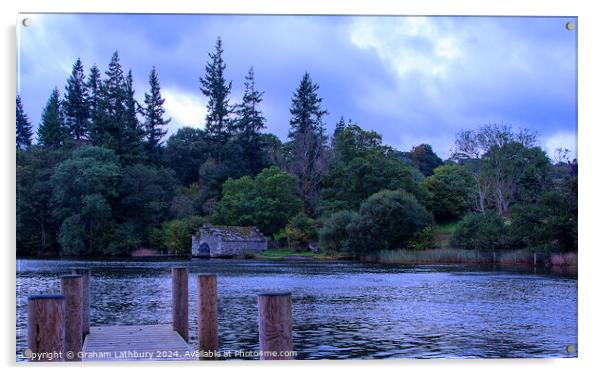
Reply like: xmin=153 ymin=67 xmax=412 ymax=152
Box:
xmin=16 ymin=39 xmax=577 ymax=258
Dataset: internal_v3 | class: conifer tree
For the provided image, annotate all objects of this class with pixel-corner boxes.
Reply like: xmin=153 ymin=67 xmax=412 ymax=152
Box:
xmin=37 ymin=88 xmax=68 ymax=149
xmin=92 ymin=52 xmax=126 ymax=151
xmin=287 ymin=72 xmax=329 ymax=216
xmin=143 ymin=66 xmax=170 ymax=164
xmin=63 ymin=58 xmax=89 ymax=142
xmin=86 ymin=64 xmax=102 ymax=143
xmin=199 ymin=37 xmax=233 ymax=163
xmin=234 ymin=67 xmax=266 ymax=175
xmin=16 ymin=95 xmax=33 ymax=149
xmin=122 ymin=69 xmax=146 ymax=164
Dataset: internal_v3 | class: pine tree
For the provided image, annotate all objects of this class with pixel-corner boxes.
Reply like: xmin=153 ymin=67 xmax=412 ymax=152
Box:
xmin=234 ymin=67 xmax=266 ymax=175
xmin=37 ymin=88 xmax=68 ymax=149
xmin=63 ymin=58 xmax=89 ymax=142
xmin=199 ymin=37 xmax=233 ymax=161
xmin=16 ymin=95 xmax=33 ymax=149
xmin=122 ymin=69 xmax=146 ymax=164
xmin=287 ymin=72 xmax=329 ymax=216
xmin=143 ymin=66 xmax=170 ymax=164
xmin=86 ymin=64 xmax=102 ymax=143
xmin=92 ymin=52 xmax=126 ymax=151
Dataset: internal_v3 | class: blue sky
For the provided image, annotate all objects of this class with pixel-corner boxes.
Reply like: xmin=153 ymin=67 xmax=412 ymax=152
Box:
xmin=17 ymin=14 xmax=577 ymax=159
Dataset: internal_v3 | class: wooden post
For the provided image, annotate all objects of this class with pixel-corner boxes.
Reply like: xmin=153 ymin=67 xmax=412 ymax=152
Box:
xmin=197 ymin=274 xmax=218 ymax=359
xmin=61 ymin=275 xmax=82 ymax=361
xmin=258 ymin=292 xmax=293 ymax=360
xmin=533 ymin=253 xmax=537 ymax=266
xmin=27 ymin=295 xmax=65 ymax=361
xmin=71 ymin=268 xmax=91 ymax=338
xmin=172 ymin=267 xmax=189 ymax=342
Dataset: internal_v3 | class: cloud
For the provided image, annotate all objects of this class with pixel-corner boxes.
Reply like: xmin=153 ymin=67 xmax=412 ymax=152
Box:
xmin=543 ymin=130 xmax=578 ymax=160
xmin=161 ymin=87 xmax=207 ymax=132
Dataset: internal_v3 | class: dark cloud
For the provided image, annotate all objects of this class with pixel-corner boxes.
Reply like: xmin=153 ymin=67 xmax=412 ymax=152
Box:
xmin=17 ymin=14 xmax=577 ymax=158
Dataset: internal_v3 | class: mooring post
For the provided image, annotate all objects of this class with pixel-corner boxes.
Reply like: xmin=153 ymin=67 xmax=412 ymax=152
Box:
xmin=60 ymin=275 xmax=82 ymax=361
xmin=27 ymin=295 xmax=65 ymax=361
xmin=197 ymin=274 xmax=218 ymax=359
xmin=71 ymin=268 xmax=91 ymax=338
xmin=258 ymin=292 xmax=293 ymax=360
xmin=172 ymin=267 xmax=189 ymax=342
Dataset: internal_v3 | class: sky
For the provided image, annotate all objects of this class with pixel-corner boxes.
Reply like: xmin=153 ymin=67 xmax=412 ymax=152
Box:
xmin=17 ymin=14 xmax=577 ymax=159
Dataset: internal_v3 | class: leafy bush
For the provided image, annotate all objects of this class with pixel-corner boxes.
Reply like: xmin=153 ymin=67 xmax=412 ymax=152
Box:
xmin=452 ymin=212 xmax=508 ymax=250
xmin=408 ymin=225 xmax=435 ymax=250
xmin=425 ymin=164 xmax=475 ymax=221
xmin=346 ymin=190 xmax=434 ymax=255
xmin=318 ymin=210 xmax=359 ymax=255
xmin=285 ymin=213 xmax=318 ymax=250
xmin=212 ymin=166 xmax=303 ymax=235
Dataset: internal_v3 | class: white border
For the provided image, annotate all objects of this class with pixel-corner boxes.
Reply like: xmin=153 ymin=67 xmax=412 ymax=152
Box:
xmin=2 ymin=1 xmax=600 ymax=374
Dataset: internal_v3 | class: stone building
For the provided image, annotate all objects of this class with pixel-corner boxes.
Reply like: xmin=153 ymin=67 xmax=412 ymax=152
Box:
xmin=191 ymin=224 xmax=268 ymax=257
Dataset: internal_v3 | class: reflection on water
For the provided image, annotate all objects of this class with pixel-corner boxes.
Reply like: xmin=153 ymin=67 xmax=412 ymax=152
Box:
xmin=16 ymin=259 xmax=577 ymax=360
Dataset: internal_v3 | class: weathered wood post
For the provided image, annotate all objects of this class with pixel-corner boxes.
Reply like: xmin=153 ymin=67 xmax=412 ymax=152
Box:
xmin=258 ymin=292 xmax=293 ymax=360
xmin=197 ymin=274 xmax=218 ymax=359
xmin=27 ymin=295 xmax=65 ymax=361
xmin=71 ymin=268 xmax=91 ymax=338
xmin=172 ymin=267 xmax=189 ymax=342
xmin=61 ymin=275 xmax=82 ymax=361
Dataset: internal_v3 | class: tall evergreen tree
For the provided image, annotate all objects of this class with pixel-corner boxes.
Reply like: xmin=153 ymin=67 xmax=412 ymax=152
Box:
xmin=16 ymin=95 xmax=33 ymax=149
xmin=63 ymin=58 xmax=89 ymax=142
xmin=86 ymin=64 xmax=102 ymax=140
xmin=199 ymin=37 xmax=233 ymax=162
xmin=122 ymin=69 xmax=146 ymax=164
xmin=92 ymin=51 xmax=126 ymax=151
xmin=287 ymin=72 xmax=329 ymax=215
xmin=37 ymin=88 xmax=68 ymax=149
xmin=234 ymin=67 xmax=266 ymax=175
xmin=143 ymin=66 xmax=170 ymax=163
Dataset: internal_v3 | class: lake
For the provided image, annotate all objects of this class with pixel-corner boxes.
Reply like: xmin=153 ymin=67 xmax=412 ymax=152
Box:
xmin=16 ymin=258 xmax=577 ymax=360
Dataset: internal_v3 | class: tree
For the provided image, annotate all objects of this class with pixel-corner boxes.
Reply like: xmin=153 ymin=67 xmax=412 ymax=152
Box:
xmin=63 ymin=58 xmax=89 ymax=142
xmin=321 ymin=122 xmax=429 ymax=214
xmin=452 ymin=124 xmax=548 ymax=216
xmin=318 ymin=210 xmax=359 ymax=255
xmin=286 ymin=72 xmax=329 ymax=215
xmin=400 ymin=144 xmax=443 ymax=177
xmin=91 ymin=51 xmax=126 ymax=151
xmin=285 ymin=213 xmax=318 ymax=250
xmin=346 ymin=190 xmax=434 ymax=254
xmin=452 ymin=212 xmax=508 ymax=250
xmin=121 ymin=69 xmax=146 ymax=164
xmin=234 ymin=67 xmax=267 ymax=176
xmin=16 ymin=95 xmax=33 ymax=149
xmin=143 ymin=66 xmax=171 ymax=163
xmin=211 ymin=166 xmax=303 ymax=235
xmin=86 ymin=64 xmax=102 ymax=136
xmin=199 ymin=37 xmax=233 ymax=162
xmin=425 ymin=164 xmax=475 ymax=221
xmin=37 ymin=88 xmax=68 ymax=149
xmin=51 ymin=146 xmax=121 ymax=255
xmin=164 ymin=127 xmax=210 ymax=186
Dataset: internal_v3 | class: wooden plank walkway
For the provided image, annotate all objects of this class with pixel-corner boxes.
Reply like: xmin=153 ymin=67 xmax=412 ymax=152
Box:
xmin=82 ymin=325 xmax=196 ymax=361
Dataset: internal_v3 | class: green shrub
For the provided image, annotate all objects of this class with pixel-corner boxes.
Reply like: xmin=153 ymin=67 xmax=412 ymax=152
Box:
xmin=408 ymin=225 xmax=435 ymax=250
xmin=347 ymin=190 xmax=434 ymax=254
xmin=452 ymin=212 xmax=508 ymax=250
xmin=318 ymin=210 xmax=359 ymax=255
xmin=285 ymin=213 xmax=317 ymax=251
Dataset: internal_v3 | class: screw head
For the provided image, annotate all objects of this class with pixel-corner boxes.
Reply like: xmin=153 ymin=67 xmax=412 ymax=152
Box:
xmin=22 ymin=18 xmax=32 ymax=27
xmin=566 ymin=344 xmax=576 ymax=353
xmin=565 ymin=21 xmax=575 ymax=31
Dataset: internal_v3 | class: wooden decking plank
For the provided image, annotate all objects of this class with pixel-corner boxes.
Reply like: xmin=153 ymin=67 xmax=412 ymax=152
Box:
xmin=82 ymin=324 xmax=197 ymax=361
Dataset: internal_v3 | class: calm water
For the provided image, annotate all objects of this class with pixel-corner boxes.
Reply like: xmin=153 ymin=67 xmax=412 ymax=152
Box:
xmin=16 ymin=259 xmax=577 ymax=360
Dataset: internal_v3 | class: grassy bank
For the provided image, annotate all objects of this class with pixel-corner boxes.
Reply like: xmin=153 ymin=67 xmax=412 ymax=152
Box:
xmin=254 ymin=248 xmax=338 ymax=260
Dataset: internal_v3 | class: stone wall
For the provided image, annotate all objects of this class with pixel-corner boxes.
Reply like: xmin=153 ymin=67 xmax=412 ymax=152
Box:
xmin=192 ymin=228 xmax=268 ymax=257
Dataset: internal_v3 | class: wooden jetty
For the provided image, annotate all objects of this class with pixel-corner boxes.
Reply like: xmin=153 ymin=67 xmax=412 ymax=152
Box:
xmin=82 ymin=325 xmax=194 ymax=361
xmin=27 ymin=268 xmax=294 ymax=361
